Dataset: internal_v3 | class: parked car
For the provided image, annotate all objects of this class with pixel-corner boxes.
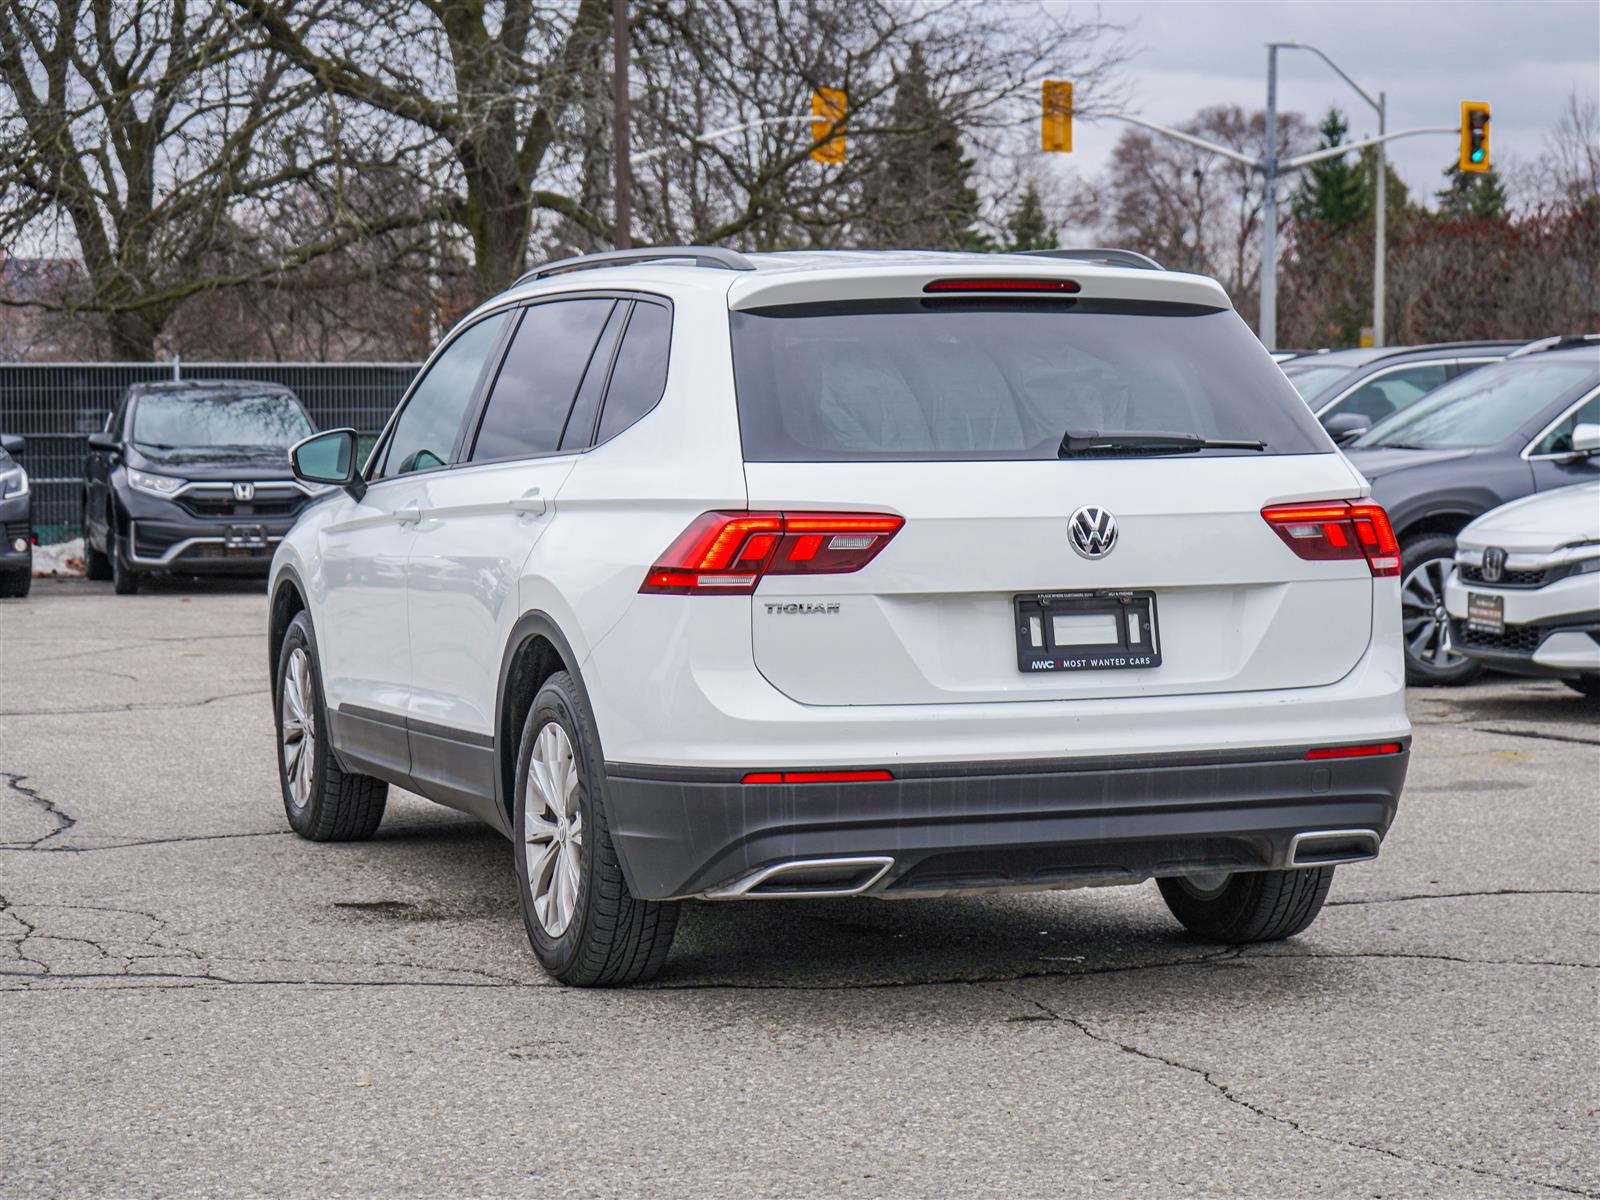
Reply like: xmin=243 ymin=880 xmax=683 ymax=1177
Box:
xmin=0 ymin=433 xmax=32 ymax=598
xmin=1343 ymin=342 xmax=1600 ymax=685
xmin=1445 ymin=482 xmax=1600 ymax=696
xmin=83 ymin=381 xmax=324 ymax=594
xmin=1281 ymin=341 xmax=1522 ymax=442
xmin=269 ymin=245 xmax=1410 ymax=985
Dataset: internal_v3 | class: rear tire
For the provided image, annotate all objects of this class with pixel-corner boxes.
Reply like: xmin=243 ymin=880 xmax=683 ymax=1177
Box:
xmin=111 ymin=533 xmax=140 ymax=595
xmin=1565 ymin=676 xmax=1600 ymax=699
xmin=1399 ymin=532 xmax=1481 ymax=686
xmin=0 ymin=567 xmax=29 ymax=598
xmin=1158 ymin=867 xmax=1335 ymax=943
xmin=513 ymin=670 xmax=679 ymax=986
xmin=274 ymin=611 xmax=387 ymax=841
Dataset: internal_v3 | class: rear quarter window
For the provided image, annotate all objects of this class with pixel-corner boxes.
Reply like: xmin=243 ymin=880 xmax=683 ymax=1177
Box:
xmin=730 ymin=299 xmax=1330 ymax=460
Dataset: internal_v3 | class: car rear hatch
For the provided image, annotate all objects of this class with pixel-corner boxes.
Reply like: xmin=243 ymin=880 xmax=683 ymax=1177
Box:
xmin=726 ymin=262 xmax=1379 ymax=706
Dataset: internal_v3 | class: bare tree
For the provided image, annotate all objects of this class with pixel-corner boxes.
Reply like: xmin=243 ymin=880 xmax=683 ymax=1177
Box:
xmin=234 ymin=0 xmax=616 ymax=297
xmin=1535 ymin=87 xmax=1600 ymax=207
xmin=620 ymin=0 xmax=1129 ymax=251
xmin=0 ymin=0 xmax=428 ymax=358
xmin=1097 ymin=105 xmax=1311 ymax=321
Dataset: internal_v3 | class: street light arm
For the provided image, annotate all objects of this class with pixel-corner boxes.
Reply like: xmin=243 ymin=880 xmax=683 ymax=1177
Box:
xmin=633 ymin=115 xmax=816 ymax=165
xmin=1279 ymin=125 xmax=1457 ymax=171
xmin=1273 ymin=42 xmax=1380 ymax=116
xmin=1090 ymin=113 xmax=1264 ymax=169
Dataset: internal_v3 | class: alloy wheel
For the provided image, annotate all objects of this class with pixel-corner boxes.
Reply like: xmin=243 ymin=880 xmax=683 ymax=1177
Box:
xmin=525 ymin=720 xmax=584 ymax=938
xmin=1401 ymin=555 xmax=1466 ymax=669
xmin=280 ymin=646 xmax=316 ymax=808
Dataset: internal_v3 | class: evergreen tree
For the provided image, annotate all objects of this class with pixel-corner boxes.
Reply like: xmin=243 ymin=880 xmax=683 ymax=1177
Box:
xmin=1437 ymin=162 xmax=1509 ymax=219
xmin=1356 ymin=144 xmax=1413 ymax=216
xmin=859 ymin=45 xmax=987 ymax=249
xmin=1004 ymin=182 xmax=1058 ymax=251
xmin=1292 ymin=109 xmax=1367 ymax=227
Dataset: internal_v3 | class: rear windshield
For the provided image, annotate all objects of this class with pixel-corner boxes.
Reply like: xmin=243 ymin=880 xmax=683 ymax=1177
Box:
xmin=730 ymin=299 xmax=1330 ymax=461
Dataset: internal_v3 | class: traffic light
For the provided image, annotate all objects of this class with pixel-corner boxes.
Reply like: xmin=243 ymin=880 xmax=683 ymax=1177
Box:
xmin=1042 ymin=80 xmax=1073 ymax=153
xmin=1460 ymin=101 xmax=1490 ymax=173
xmin=811 ymin=88 xmax=846 ymax=164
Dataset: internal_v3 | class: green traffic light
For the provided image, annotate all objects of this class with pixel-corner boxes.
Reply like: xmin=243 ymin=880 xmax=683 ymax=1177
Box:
xmin=1471 ymin=149 xmax=1485 ymax=163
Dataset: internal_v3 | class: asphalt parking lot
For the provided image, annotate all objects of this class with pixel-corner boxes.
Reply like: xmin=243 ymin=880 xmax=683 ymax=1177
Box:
xmin=1 ymin=577 xmax=1596 ymax=1199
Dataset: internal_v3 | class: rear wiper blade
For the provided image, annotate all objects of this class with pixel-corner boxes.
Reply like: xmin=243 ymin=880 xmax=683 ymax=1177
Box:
xmin=1058 ymin=429 xmax=1267 ymax=457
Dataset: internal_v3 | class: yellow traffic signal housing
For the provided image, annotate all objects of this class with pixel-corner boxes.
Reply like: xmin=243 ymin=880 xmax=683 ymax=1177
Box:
xmin=811 ymin=88 xmax=847 ymax=164
xmin=1460 ymin=101 xmax=1490 ymax=173
xmin=1042 ymin=80 xmax=1073 ymax=153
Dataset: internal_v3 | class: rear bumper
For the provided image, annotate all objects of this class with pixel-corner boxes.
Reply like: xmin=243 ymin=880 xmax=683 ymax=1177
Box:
xmin=604 ymin=744 xmax=1409 ymax=901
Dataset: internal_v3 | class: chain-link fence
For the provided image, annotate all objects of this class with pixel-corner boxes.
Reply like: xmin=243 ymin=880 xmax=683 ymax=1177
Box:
xmin=0 ymin=361 xmax=420 ymax=543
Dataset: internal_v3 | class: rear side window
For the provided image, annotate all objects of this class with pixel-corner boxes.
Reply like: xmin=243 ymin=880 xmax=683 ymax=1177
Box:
xmin=1325 ymin=364 xmax=1449 ymax=423
xmin=470 ymin=299 xmax=615 ymax=462
xmin=730 ymin=299 xmax=1329 ymax=460
xmin=595 ymin=301 xmax=671 ymax=445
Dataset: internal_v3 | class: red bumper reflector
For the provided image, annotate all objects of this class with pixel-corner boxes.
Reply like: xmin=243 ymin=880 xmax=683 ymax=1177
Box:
xmin=1304 ymin=742 xmax=1403 ymax=760
xmin=741 ymin=770 xmax=894 ymax=785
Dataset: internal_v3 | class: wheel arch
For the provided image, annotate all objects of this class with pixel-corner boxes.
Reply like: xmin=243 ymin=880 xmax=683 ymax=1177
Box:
xmin=1395 ymin=508 xmax=1477 ymax=544
xmin=496 ymin=611 xmax=593 ymax=827
xmin=268 ymin=567 xmax=309 ymax=688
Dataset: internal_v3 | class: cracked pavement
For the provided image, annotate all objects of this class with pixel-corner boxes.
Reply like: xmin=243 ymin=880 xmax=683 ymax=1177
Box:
xmin=2 ymin=577 xmax=1597 ymax=1198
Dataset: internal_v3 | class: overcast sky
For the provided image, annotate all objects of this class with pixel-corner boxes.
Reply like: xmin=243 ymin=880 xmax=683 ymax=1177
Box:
xmin=1039 ymin=0 xmax=1600 ymax=202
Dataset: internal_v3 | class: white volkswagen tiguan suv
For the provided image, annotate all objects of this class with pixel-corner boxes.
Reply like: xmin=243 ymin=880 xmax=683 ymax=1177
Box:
xmin=270 ymin=247 xmax=1410 ymax=985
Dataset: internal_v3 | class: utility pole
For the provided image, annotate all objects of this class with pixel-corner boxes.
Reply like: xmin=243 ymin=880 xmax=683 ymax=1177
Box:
xmin=612 ymin=0 xmax=631 ymax=249
xmin=1374 ymin=90 xmax=1386 ymax=347
xmin=1260 ymin=45 xmax=1280 ymax=351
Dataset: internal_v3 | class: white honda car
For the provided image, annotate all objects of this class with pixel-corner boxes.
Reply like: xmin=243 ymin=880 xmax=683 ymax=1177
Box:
xmin=1445 ymin=480 xmax=1600 ymax=695
xmin=269 ymin=247 xmax=1410 ymax=985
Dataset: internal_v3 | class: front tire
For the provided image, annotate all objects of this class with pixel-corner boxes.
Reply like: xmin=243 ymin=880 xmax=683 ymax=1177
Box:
xmin=1399 ymin=532 xmax=1481 ymax=686
xmin=274 ymin=611 xmax=387 ymax=840
xmin=513 ymin=670 xmax=678 ymax=986
xmin=1565 ymin=676 xmax=1600 ymax=699
xmin=111 ymin=533 xmax=140 ymax=595
xmin=0 ymin=567 xmax=29 ymax=598
xmin=1158 ymin=867 xmax=1335 ymax=943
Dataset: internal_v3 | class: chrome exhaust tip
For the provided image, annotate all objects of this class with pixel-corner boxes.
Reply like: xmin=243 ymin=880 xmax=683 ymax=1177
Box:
xmin=702 ymin=856 xmax=895 ymax=900
xmin=1287 ymin=829 xmax=1380 ymax=868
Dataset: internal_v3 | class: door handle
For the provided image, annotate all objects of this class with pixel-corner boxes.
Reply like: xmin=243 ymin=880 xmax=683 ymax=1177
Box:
xmin=508 ymin=490 xmax=546 ymax=516
xmin=394 ymin=507 xmax=422 ymax=524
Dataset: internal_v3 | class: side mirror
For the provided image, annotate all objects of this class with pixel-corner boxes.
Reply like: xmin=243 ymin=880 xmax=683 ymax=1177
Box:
xmin=1572 ymin=423 xmax=1600 ymax=456
xmin=1321 ymin=412 xmax=1371 ymax=446
xmin=291 ymin=428 xmax=364 ymax=498
xmin=86 ymin=432 xmax=120 ymax=453
xmin=0 ymin=434 xmax=22 ymax=455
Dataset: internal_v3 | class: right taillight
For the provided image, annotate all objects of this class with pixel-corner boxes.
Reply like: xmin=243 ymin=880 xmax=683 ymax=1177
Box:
xmin=1262 ymin=500 xmax=1400 ymax=577
xmin=640 ymin=510 xmax=905 ymax=595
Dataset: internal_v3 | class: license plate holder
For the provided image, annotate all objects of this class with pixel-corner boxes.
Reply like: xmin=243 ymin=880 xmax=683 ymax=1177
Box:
xmin=224 ymin=524 xmax=268 ymax=551
xmin=1467 ymin=592 xmax=1504 ymax=635
xmin=1015 ymin=590 xmax=1161 ymax=673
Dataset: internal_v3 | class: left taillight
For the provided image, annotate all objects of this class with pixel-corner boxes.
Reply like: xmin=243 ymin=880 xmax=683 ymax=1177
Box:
xmin=639 ymin=510 xmax=905 ymax=595
xmin=1261 ymin=500 xmax=1400 ymax=577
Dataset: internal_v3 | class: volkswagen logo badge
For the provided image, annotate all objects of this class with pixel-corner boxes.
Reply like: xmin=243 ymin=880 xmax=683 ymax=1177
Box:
xmin=1069 ymin=505 xmax=1118 ymax=559
xmin=1482 ymin=546 xmax=1506 ymax=583
xmin=233 ymin=482 xmax=255 ymax=502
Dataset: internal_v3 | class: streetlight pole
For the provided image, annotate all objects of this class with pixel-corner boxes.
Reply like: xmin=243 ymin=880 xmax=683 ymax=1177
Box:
xmin=1272 ymin=42 xmax=1388 ymax=346
xmin=1260 ymin=45 xmax=1280 ymax=350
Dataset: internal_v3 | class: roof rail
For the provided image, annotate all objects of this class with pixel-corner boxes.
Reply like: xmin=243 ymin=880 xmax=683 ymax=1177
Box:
xmin=1018 ymin=248 xmax=1165 ymax=271
xmin=516 ymin=245 xmax=756 ymax=287
xmin=1506 ymin=333 xmax=1600 ymax=358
